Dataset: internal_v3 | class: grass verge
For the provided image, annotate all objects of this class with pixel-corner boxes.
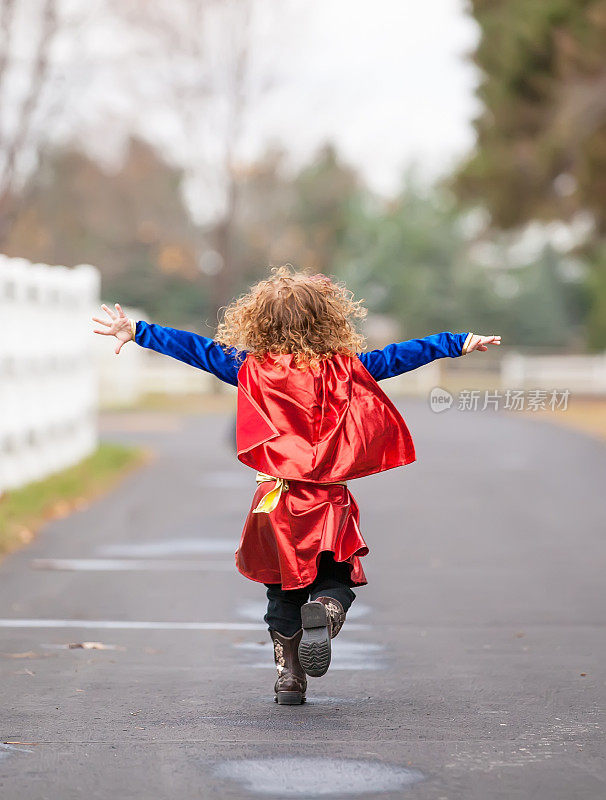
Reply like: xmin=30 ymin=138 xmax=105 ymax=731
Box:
xmin=0 ymin=442 xmax=150 ymax=557
xmin=527 ymin=398 xmax=606 ymax=441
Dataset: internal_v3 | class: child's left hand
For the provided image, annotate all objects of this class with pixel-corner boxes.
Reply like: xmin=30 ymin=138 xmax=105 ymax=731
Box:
xmin=466 ymin=334 xmax=501 ymax=353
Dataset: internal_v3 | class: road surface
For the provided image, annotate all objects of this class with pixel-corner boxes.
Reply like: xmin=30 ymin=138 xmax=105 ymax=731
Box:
xmin=1 ymin=401 xmax=605 ymax=799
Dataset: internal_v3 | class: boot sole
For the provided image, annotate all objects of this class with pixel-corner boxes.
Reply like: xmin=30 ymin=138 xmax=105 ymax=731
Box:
xmin=275 ymin=691 xmax=305 ymax=705
xmin=299 ymin=601 xmax=331 ymax=677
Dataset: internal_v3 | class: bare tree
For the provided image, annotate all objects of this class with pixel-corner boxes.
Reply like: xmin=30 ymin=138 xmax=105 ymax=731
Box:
xmin=0 ymin=0 xmax=17 ymax=104
xmin=0 ymin=0 xmax=60 ymax=241
xmin=115 ymin=0 xmax=274 ymax=311
xmin=207 ymin=0 xmax=254 ymax=310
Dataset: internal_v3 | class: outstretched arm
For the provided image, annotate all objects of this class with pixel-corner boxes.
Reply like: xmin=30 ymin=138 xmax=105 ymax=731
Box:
xmin=358 ymin=331 xmax=501 ymax=381
xmin=92 ymin=303 xmax=242 ymax=386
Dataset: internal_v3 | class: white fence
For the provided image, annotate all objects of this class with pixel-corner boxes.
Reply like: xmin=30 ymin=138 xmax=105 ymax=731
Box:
xmin=500 ymin=353 xmax=606 ymax=394
xmin=0 ymin=256 xmax=100 ymax=493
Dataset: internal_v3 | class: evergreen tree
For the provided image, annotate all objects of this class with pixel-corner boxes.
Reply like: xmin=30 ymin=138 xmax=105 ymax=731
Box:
xmin=456 ymin=0 xmax=606 ymax=346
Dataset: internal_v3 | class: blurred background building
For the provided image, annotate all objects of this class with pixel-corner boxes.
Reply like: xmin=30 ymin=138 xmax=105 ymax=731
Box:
xmin=1 ymin=0 xmax=606 ymax=490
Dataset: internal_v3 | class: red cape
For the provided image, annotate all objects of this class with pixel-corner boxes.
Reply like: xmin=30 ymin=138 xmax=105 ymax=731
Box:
xmin=234 ymin=353 xmax=416 ymax=589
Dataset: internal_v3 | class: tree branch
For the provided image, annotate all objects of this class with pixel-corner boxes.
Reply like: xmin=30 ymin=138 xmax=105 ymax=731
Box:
xmin=0 ymin=0 xmax=59 ymax=200
xmin=0 ymin=0 xmax=16 ymax=118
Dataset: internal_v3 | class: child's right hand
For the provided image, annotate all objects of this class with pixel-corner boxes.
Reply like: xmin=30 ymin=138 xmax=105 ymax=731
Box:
xmin=92 ymin=303 xmax=134 ymax=354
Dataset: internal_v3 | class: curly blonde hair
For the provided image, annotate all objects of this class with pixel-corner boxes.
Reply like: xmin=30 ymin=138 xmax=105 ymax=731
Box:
xmin=216 ymin=266 xmax=367 ymax=367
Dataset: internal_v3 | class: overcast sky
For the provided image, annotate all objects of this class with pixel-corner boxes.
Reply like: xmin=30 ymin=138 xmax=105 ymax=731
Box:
xmin=72 ymin=0 xmax=481 ymax=208
xmin=7 ymin=0 xmax=481 ymax=220
xmin=241 ymin=0 xmax=481 ymax=194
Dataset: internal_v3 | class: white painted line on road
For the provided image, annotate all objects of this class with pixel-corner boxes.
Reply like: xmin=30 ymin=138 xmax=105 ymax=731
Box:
xmin=0 ymin=618 xmax=368 ymax=631
xmin=31 ymin=559 xmax=235 ymax=571
xmin=97 ymin=538 xmax=235 ymax=557
xmin=0 ymin=619 xmax=266 ymax=631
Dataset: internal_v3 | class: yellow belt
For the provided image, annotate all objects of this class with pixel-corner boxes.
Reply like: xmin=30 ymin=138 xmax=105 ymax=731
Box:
xmin=253 ymin=472 xmax=348 ymax=514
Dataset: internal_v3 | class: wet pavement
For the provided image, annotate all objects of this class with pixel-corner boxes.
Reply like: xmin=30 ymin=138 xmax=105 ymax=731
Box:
xmin=1 ymin=402 xmax=605 ymax=799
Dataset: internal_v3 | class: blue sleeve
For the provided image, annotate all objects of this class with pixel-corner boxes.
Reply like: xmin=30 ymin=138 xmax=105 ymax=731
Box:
xmin=358 ymin=331 xmax=470 ymax=381
xmin=134 ymin=321 xmax=242 ymax=386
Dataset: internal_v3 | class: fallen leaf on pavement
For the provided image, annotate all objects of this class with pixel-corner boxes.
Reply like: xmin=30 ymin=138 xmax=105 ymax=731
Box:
xmin=3 ymin=741 xmax=39 ymax=745
xmin=1 ymin=652 xmax=43 ymax=659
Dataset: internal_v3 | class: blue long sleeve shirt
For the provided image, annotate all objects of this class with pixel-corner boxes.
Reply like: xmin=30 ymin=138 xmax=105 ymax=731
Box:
xmin=134 ymin=321 xmax=470 ymax=387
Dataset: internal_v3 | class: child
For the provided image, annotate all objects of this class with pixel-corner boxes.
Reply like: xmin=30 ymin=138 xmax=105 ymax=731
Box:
xmin=93 ymin=267 xmax=500 ymax=705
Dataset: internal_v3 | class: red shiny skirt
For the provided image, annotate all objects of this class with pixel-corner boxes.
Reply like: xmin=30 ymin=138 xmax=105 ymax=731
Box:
xmin=235 ymin=481 xmax=368 ymax=590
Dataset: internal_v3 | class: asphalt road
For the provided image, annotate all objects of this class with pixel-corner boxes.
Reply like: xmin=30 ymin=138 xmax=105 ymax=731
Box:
xmin=1 ymin=400 xmax=605 ymax=800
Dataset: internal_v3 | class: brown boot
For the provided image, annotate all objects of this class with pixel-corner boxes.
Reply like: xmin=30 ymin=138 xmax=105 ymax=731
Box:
xmin=270 ymin=629 xmax=307 ymax=705
xmin=315 ymin=596 xmax=346 ymax=638
xmin=298 ymin=597 xmax=346 ymax=678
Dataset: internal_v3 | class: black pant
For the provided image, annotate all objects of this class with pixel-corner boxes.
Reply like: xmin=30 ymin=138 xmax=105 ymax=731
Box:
xmin=264 ymin=552 xmax=356 ymax=637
